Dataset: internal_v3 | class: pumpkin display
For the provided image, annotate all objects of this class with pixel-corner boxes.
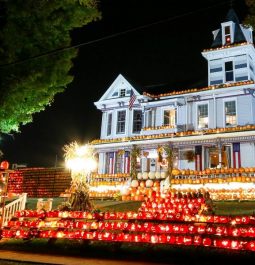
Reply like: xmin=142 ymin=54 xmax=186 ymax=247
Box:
xmin=131 ymin=180 xmax=139 ymax=188
xmin=155 ymin=172 xmax=161 ymax=179
xmin=142 ymin=172 xmax=148 ymax=180
xmin=148 ymin=172 xmax=156 ymax=179
xmin=145 ymin=179 xmax=153 ymax=188
xmin=161 ymin=172 xmax=167 ymax=179
xmin=137 ymin=173 xmax=142 ymax=180
xmin=172 ymin=169 xmax=180 ymax=176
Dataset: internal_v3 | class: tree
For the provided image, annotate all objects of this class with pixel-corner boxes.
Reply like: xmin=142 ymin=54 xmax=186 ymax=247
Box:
xmin=130 ymin=145 xmax=141 ymax=179
xmin=244 ymin=0 xmax=255 ymax=27
xmin=164 ymin=145 xmax=173 ymax=187
xmin=0 ymin=0 xmax=101 ymax=133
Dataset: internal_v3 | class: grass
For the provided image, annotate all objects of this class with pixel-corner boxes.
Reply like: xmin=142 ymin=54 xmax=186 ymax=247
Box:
xmin=214 ymin=200 xmax=255 ymax=215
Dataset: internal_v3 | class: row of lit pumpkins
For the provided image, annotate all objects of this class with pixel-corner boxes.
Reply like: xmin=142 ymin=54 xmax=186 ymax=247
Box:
xmin=137 ymin=172 xmax=168 ymax=180
xmin=131 ymin=179 xmax=162 ymax=188
xmin=146 ymin=81 xmax=254 ymax=98
xmin=92 ymin=173 xmax=130 ymax=178
xmin=90 ymin=181 xmax=126 ymax=186
xmin=143 ymin=79 xmax=253 ymax=98
xmin=91 ymin=124 xmax=255 ymax=145
xmin=172 ymin=167 xmax=255 ymax=176
xmin=171 ymin=176 xmax=255 ymax=185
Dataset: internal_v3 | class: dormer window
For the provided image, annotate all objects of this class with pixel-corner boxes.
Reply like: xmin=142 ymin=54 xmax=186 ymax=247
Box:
xmin=119 ymin=89 xmax=126 ymax=97
xmin=221 ymin=21 xmax=234 ymax=45
xmin=224 ymin=26 xmax=231 ymax=44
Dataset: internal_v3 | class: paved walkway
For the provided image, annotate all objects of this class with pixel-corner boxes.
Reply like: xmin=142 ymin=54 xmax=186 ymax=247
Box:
xmin=0 ymin=250 xmax=168 ymax=265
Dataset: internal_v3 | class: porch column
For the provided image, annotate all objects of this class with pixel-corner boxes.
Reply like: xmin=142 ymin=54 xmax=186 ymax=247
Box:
xmin=98 ymin=153 xmax=105 ymax=174
xmin=195 ymin=146 xmax=202 ymax=171
xmin=124 ymin=151 xmax=131 ymax=173
xmin=233 ymin=143 xmax=241 ymax=168
xmin=216 ymin=139 xmax=222 ymax=168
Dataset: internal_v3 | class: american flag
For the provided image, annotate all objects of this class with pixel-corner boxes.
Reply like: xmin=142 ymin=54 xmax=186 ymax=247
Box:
xmin=129 ymin=90 xmax=136 ymax=110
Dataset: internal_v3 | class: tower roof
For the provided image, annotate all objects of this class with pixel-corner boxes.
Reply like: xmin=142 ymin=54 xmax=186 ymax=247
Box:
xmin=211 ymin=8 xmax=246 ymax=48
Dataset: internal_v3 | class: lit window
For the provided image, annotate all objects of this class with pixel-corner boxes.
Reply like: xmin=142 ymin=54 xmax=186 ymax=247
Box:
xmin=163 ymin=109 xmax=176 ymax=126
xmin=133 ymin=110 xmax=142 ymax=133
xmin=107 ymin=113 xmax=112 ymax=136
xmin=120 ymin=89 xmax=126 ymax=97
xmin=224 ymin=26 xmax=231 ymax=44
xmin=225 ymin=101 xmax=236 ymax=126
xmin=116 ymin=110 xmax=126 ymax=134
xmin=225 ymin=61 xmax=234 ymax=82
xmin=197 ymin=104 xmax=208 ymax=129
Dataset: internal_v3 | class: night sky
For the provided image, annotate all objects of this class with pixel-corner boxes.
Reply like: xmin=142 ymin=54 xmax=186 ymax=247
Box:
xmin=1 ymin=0 xmax=248 ymax=167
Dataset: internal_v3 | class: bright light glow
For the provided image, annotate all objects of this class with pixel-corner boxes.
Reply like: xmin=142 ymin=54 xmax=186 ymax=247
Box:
xmin=64 ymin=142 xmax=97 ymax=181
xmin=76 ymin=145 xmax=88 ymax=156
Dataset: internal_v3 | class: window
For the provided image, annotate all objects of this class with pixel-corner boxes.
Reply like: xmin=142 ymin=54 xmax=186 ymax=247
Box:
xmin=133 ymin=110 xmax=142 ymax=133
xmin=116 ymin=110 xmax=126 ymax=134
xmin=224 ymin=26 xmax=231 ymax=44
xmin=107 ymin=113 xmax=112 ymax=136
xmin=225 ymin=101 xmax=236 ymax=126
xmin=119 ymin=89 xmax=126 ymax=97
xmin=225 ymin=61 xmax=234 ymax=82
xmin=197 ymin=104 xmax=208 ymax=129
xmin=163 ymin=109 xmax=176 ymax=126
xmin=148 ymin=110 xmax=153 ymax=127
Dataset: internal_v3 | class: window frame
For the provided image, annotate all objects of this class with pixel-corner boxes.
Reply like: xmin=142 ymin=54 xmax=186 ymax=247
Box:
xmin=119 ymin=89 xmax=126 ymax=97
xmin=224 ymin=25 xmax=231 ymax=44
xmin=196 ymin=102 xmax=209 ymax=129
xmin=224 ymin=61 xmax=234 ymax=82
xmin=116 ymin=110 xmax=126 ymax=134
xmin=132 ymin=109 xmax=143 ymax=134
xmin=106 ymin=112 xmax=113 ymax=136
xmin=223 ymin=98 xmax=237 ymax=127
xmin=162 ymin=107 xmax=177 ymax=127
xmin=221 ymin=22 xmax=234 ymax=45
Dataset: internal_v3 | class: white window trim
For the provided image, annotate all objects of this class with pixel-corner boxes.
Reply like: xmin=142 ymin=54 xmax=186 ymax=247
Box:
xmin=106 ymin=111 xmax=113 ymax=137
xmin=116 ymin=109 xmax=127 ymax=135
xmin=119 ymin=88 xmax=126 ymax=97
xmin=224 ymin=60 xmax=235 ymax=83
xmin=221 ymin=21 xmax=234 ymax=45
xmin=196 ymin=101 xmax=209 ymax=130
xmin=131 ymin=108 xmax=143 ymax=135
xmin=161 ymin=106 xmax=177 ymax=127
xmin=223 ymin=97 xmax=237 ymax=127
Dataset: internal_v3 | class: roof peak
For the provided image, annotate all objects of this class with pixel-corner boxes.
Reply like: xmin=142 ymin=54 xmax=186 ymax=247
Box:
xmin=225 ymin=8 xmax=240 ymax=24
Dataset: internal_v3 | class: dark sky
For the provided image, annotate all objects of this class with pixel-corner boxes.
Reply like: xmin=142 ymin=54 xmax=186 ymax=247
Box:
xmin=1 ymin=0 xmax=248 ymax=167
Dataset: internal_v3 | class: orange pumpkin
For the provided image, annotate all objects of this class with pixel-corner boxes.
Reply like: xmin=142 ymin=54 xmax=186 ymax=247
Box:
xmin=172 ymin=169 xmax=180 ymax=176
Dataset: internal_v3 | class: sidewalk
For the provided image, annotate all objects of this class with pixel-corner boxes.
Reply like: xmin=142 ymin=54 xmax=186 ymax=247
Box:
xmin=0 ymin=250 xmax=167 ymax=265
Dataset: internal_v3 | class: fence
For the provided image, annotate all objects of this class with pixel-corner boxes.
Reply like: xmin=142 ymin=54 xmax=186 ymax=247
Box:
xmin=0 ymin=193 xmax=27 ymax=227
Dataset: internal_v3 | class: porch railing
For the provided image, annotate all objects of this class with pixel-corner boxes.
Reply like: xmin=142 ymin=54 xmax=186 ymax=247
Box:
xmin=0 ymin=193 xmax=27 ymax=227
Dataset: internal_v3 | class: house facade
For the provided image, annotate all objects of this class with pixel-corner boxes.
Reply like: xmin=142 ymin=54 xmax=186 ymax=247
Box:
xmin=92 ymin=9 xmax=255 ymax=176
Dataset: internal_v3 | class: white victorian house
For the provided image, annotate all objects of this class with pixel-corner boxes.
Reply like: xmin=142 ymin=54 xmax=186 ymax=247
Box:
xmin=92 ymin=9 xmax=255 ymax=176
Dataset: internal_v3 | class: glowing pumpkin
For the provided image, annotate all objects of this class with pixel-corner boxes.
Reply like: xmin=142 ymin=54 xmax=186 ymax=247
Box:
xmin=131 ymin=180 xmax=139 ymax=188
xmin=142 ymin=172 xmax=148 ymax=180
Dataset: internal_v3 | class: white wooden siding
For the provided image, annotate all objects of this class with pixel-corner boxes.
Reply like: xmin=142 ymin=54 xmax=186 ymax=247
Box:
xmin=240 ymin=143 xmax=255 ymax=167
xmin=237 ymin=95 xmax=252 ymax=125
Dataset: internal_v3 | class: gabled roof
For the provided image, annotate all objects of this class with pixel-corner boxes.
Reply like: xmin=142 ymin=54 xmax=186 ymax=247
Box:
xmin=211 ymin=8 xmax=246 ymax=48
xmin=96 ymin=73 xmax=142 ymax=102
